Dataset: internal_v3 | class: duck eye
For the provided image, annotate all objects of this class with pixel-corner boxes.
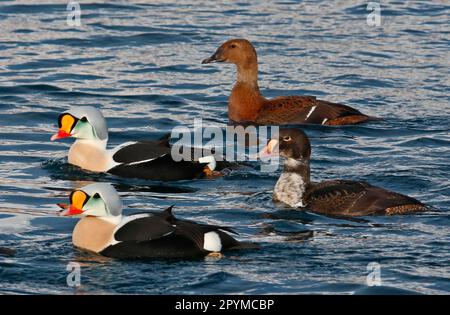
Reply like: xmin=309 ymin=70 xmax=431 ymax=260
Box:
xmin=230 ymin=44 xmax=237 ymax=49
xmin=92 ymin=193 xmax=100 ymax=199
xmin=80 ymin=117 xmax=87 ymax=122
xmin=283 ymin=136 xmax=292 ymax=142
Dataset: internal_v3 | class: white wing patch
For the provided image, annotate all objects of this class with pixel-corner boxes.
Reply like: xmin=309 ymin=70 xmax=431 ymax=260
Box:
xmin=127 ymin=155 xmax=166 ymax=166
xmin=306 ymin=106 xmax=317 ymax=119
xmin=107 ymin=141 xmax=139 ymax=170
xmin=198 ymin=155 xmax=217 ymax=171
xmin=203 ymin=231 xmax=222 ymax=252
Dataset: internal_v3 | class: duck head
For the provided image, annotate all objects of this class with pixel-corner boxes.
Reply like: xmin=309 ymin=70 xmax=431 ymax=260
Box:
xmin=59 ymin=183 xmax=122 ymax=218
xmin=51 ymin=106 xmax=108 ymax=142
xmin=262 ymin=128 xmax=311 ymax=161
xmin=202 ymin=39 xmax=257 ymax=67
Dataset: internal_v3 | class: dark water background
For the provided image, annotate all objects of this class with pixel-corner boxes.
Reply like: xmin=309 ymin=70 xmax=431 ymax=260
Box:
xmin=0 ymin=0 xmax=449 ymax=294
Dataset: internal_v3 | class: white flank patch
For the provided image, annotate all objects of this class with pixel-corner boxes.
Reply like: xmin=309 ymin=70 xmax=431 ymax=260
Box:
xmin=203 ymin=231 xmax=222 ymax=252
xmin=322 ymin=118 xmax=328 ymax=125
xmin=198 ymin=155 xmax=217 ymax=171
xmin=306 ymin=106 xmax=317 ymax=119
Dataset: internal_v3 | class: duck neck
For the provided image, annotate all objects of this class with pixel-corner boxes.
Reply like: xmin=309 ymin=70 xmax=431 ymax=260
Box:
xmin=229 ymin=60 xmax=264 ymax=122
xmin=273 ymin=158 xmax=311 ymax=207
xmin=74 ymin=138 xmax=108 ymax=150
xmin=97 ymin=214 xmax=122 ymax=226
xmin=236 ymin=59 xmax=259 ymax=86
xmin=283 ymin=158 xmax=311 ymax=184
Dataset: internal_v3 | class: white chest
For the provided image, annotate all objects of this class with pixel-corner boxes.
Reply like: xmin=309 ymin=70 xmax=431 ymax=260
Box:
xmin=273 ymin=172 xmax=306 ymax=208
xmin=68 ymin=141 xmax=113 ymax=172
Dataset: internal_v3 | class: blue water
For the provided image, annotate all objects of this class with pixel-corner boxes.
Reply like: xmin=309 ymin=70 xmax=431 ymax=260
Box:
xmin=0 ymin=1 xmax=449 ymax=294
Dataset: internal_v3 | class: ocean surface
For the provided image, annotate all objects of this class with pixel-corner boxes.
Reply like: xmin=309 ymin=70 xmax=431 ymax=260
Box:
xmin=0 ymin=0 xmax=449 ymax=294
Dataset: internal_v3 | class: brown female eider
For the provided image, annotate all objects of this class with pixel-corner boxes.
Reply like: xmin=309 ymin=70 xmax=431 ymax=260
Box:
xmin=202 ymin=39 xmax=377 ymax=126
xmin=262 ymin=128 xmax=428 ymax=216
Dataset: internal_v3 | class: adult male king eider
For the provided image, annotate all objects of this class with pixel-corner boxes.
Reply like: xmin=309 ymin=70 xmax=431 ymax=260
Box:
xmin=58 ymin=183 xmax=252 ymax=259
xmin=261 ymin=128 xmax=429 ymax=216
xmin=50 ymin=106 xmax=219 ymax=181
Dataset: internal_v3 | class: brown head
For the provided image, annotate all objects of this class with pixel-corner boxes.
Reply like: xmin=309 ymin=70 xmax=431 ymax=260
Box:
xmin=263 ymin=128 xmax=312 ymax=161
xmin=202 ymin=39 xmax=257 ymax=67
xmin=202 ymin=39 xmax=262 ymax=122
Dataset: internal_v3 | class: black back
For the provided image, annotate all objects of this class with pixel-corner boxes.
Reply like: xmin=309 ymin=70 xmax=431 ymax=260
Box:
xmin=102 ymin=207 xmax=245 ymax=259
xmin=112 ymin=140 xmax=170 ymax=164
xmin=109 ymin=154 xmax=207 ymax=181
xmin=101 ymin=234 xmax=205 ymax=260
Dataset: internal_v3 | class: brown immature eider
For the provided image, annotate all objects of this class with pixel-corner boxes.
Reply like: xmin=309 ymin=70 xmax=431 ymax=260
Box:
xmin=202 ymin=39 xmax=377 ymax=126
xmin=261 ymin=128 xmax=428 ymax=216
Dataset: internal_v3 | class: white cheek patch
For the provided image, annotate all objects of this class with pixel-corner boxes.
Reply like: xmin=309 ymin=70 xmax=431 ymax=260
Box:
xmin=203 ymin=231 xmax=222 ymax=252
xmin=198 ymin=155 xmax=216 ymax=171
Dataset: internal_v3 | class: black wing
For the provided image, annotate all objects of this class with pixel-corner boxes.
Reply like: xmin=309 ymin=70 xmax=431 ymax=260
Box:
xmin=112 ymin=140 xmax=171 ymax=165
xmin=114 ymin=206 xmax=241 ymax=254
xmin=171 ymin=219 xmax=239 ymax=250
xmin=100 ymin=234 xmax=205 ymax=260
xmin=109 ymin=154 xmax=207 ymax=180
xmin=114 ymin=214 xmax=176 ymax=242
xmin=161 ymin=206 xmax=239 ymax=249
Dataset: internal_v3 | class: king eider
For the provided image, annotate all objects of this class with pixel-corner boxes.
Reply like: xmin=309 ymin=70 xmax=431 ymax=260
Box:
xmin=59 ymin=183 xmax=255 ymax=259
xmin=50 ymin=106 xmax=220 ymax=181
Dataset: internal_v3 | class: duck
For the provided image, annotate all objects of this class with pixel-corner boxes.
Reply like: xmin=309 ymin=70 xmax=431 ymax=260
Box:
xmin=58 ymin=183 xmax=251 ymax=259
xmin=202 ymin=39 xmax=376 ymax=126
xmin=261 ymin=128 xmax=428 ymax=216
xmin=50 ymin=106 xmax=219 ymax=181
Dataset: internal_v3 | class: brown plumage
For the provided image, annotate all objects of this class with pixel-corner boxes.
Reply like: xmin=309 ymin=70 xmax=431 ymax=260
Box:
xmin=202 ymin=39 xmax=376 ymax=126
xmin=264 ymin=128 xmax=428 ymax=216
